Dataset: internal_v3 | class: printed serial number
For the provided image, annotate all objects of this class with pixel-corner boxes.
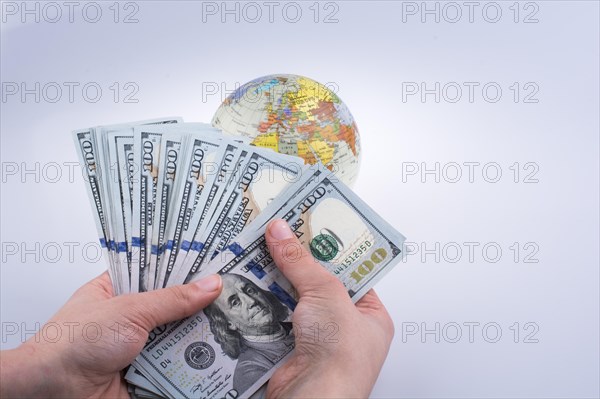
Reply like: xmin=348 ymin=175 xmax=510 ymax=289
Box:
xmin=342 ymin=240 xmax=372 ymax=266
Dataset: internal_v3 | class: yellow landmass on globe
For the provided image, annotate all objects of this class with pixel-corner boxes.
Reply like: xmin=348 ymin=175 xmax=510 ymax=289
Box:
xmin=252 ymin=132 xmax=278 ymax=152
xmin=296 ymin=140 xmax=309 ymax=160
xmin=283 ymin=77 xmax=335 ymax=122
xmin=308 ymin=138 xmax=335 ymax=166
xmin=297 ymin=76 xmax=336 ymax=103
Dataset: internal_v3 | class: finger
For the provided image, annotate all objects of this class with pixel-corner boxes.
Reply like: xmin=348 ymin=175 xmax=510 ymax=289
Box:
xmin=265 ymin=219 xmax=342 ymax=297
xmin=120 ymin=274 xmax=222 ymax=331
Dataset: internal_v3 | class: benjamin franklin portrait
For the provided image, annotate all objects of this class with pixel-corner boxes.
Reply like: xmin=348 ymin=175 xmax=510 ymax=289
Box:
xmin=204 ymin=273 xmax=294 ymax=394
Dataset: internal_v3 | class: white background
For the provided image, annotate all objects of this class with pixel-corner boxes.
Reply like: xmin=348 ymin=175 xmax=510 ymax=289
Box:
xmin=1 ymin=1 xmax=599 ymax=397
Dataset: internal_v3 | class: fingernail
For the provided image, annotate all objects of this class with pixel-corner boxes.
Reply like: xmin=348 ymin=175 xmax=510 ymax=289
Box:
xmin=269 ymin=219 xmax=295 ymax=240
xmin=194 ymin=274 xmax=221 ymax=292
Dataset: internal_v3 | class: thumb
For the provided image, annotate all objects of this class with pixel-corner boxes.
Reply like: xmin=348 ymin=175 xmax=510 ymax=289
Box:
xmin=266 ymin=219 xmax=342 ymax=297
xmin=119 ymin=274 xmax=222 ymax=331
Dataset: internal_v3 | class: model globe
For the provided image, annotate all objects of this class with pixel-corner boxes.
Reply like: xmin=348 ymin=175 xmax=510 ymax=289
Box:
xmin=212 ymin=74 xmax=361 ymax=186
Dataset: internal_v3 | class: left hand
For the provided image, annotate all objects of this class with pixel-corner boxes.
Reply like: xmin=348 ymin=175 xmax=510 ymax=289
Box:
xmin=0 ymin=271 xmax=222 ymax=399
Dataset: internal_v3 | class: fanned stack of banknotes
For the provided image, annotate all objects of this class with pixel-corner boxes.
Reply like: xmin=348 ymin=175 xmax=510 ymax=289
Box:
xmin=72 ymin=117 xmax=406 ymax=399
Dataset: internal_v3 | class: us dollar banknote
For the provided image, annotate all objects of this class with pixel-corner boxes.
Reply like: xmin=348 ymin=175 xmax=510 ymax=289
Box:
xmin=132 ymin=127 xmax=164 ymax=292
xmin=118 ymin=138 xmax=137 ymax=285
xmin=74 ymin=118 xmax=182 ymax=294
xmin=168 ymin=143 xmax=245 ymax=286
xmin=172 ymin=147 xmax=251 ymax=285
xmin=107 ymin=130 xmax=136 ymax=293
xmin=222 ymin=167 xmax=406 ymax=300
xmin=179 ymin=148 xmax=304 ymax=284
xmin=156 ymin=137 xmax=220 ymax=288
xmin=148 ymin=132 xmax=189 ymax=290
xmin=105 ymin=120 xmax=183 ymax=293
xmin=93 ymin=126 xmax=123 ymax=291
xmin=127 ymin=121 xmax=198 ymax=293
xmin=72 ymin=129 xmax=119 ymax=292
xmin=155 ymin=133 xmax=226 ymax=289
xmin=125 ymin=366 xmax=166 ymax=397
xmin=133 ymin=166 xmax=406 ymax=399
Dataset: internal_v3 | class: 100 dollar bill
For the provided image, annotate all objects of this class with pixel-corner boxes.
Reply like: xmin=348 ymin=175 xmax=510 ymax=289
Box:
xmin=149 ymin=132 xmax=189 ymax=290
xmin=72 ymin=117 xmax=182 ymax=295
xmin=168 ymin=143 xmax=245 ymax=286
xmin=133 ymin=167 xmax=406 ymax=399
xmin=72 ymin=129 xmax=118 ymax=292
xmin=179 ymin=148 xmax=304 ymax=284
xmin=156 ymin=128 xmax=225 ymax=289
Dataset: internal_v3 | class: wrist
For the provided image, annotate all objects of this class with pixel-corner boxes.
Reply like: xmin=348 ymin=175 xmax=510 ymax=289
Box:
xmin=271 ymin=358 xmax=371 ymax=399
xmin=312 ymin=363 xmax=373 ymax=399
xmin=1 ymin=343 xmax=69 ymax=398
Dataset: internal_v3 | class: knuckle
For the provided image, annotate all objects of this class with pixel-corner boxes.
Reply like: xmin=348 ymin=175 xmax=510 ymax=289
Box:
xmin=119 ymin=296 xmax=156 ymax=330
xmin=319 ymin=271 xmax=342 ymax=287
xmin=378 ymin=307 xmax=395 ymax=342
xmin=167 ymin=286 xmax=192 ymax=312
xmin=386 ymin=316 xmax=395 ymax=340
xmin=305 ymin=272 xmax=346 ymax=297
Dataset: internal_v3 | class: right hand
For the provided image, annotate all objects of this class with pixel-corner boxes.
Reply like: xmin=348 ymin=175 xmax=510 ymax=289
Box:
xmin=264 ymin=219 xmax=395 ymax=399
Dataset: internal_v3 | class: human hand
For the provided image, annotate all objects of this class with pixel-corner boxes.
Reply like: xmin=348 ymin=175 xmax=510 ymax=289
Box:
xmin=0 ymin=272 xmax=222 ymax=399
xmin=264 ymin=219 xmax=395 ymax=399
